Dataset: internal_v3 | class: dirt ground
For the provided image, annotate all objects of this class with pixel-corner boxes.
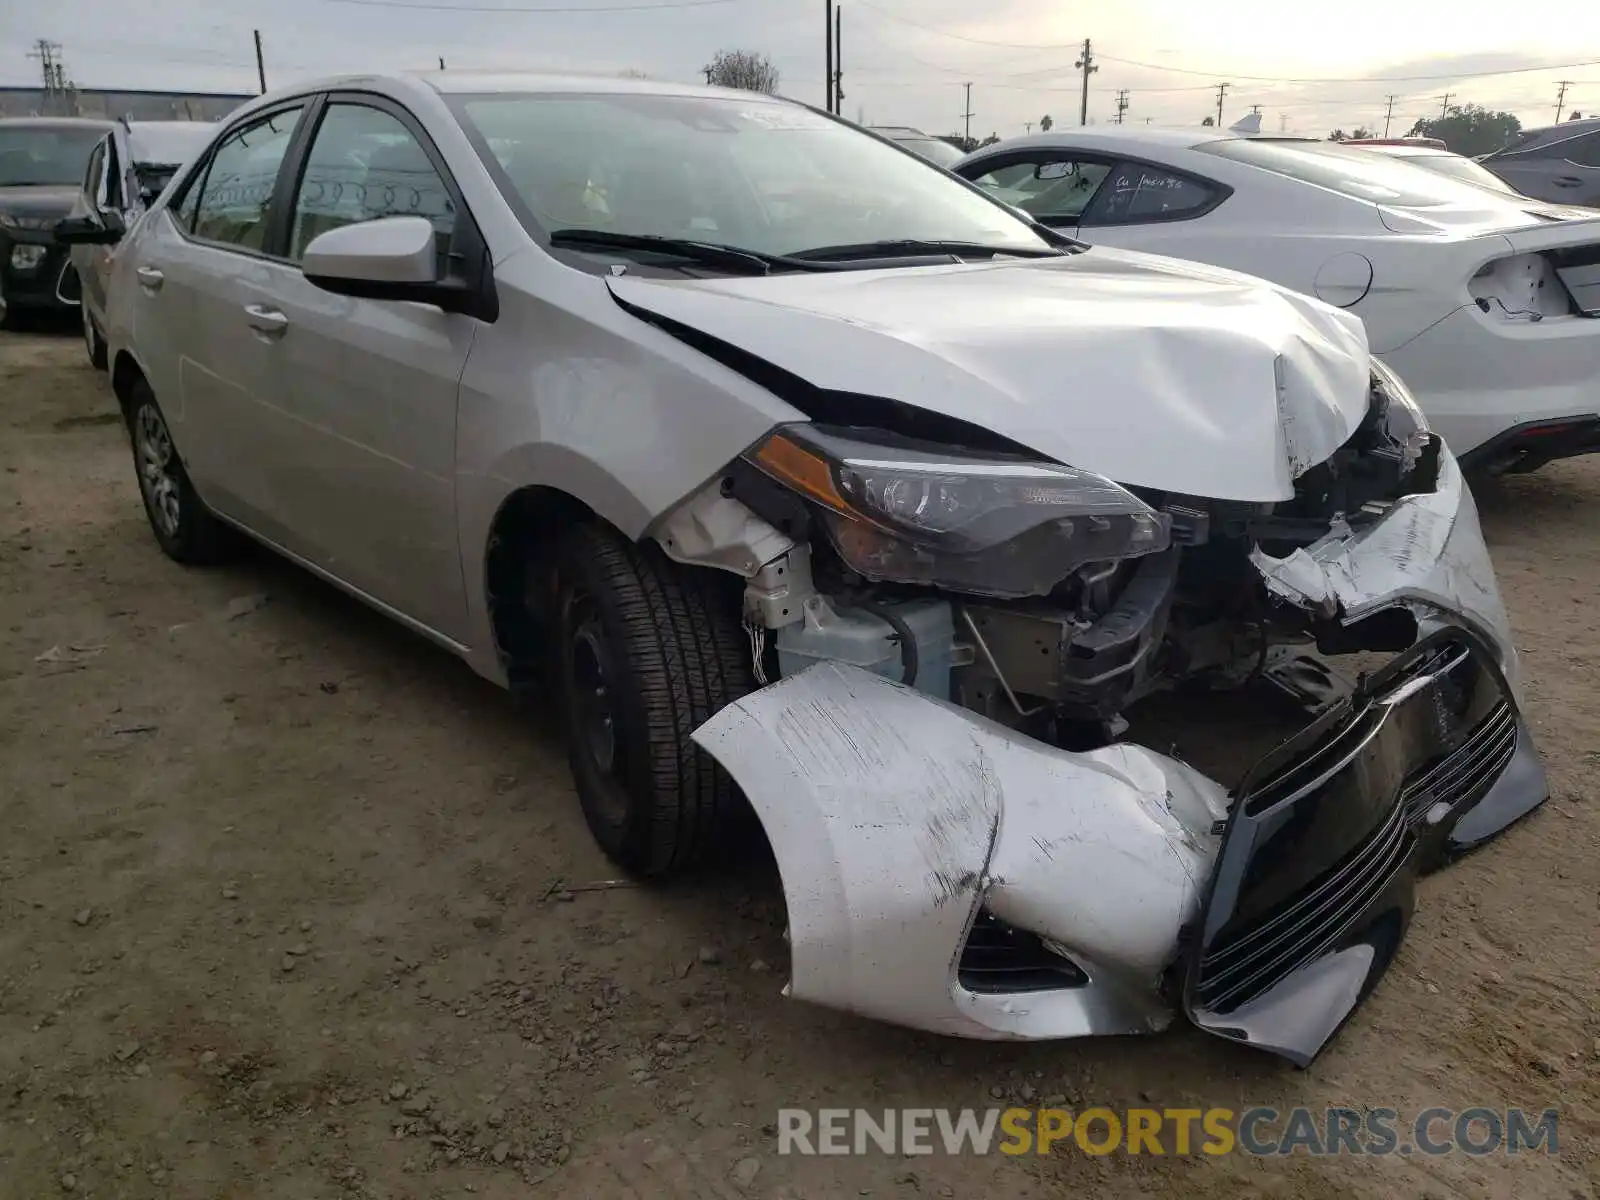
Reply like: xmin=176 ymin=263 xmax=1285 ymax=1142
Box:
xmin=0 ymin=325 xmax=1595 ymax=1199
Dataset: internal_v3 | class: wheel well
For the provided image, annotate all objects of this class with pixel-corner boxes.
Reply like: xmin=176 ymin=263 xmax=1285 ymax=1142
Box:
xmin=485 ymin=486 xmax=595 ymax=688
xmin=110 ymin=352 xmax=145 ymax=424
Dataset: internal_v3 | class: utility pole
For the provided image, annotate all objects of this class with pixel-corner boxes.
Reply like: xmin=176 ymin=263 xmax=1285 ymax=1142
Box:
xmin=27 ymin=39 xmax=64 ymax=93
xmin=824 ymin=0 xmax=834 ymax=113
xmin=1114 ymin=89 xmax=1130 ymax=124
xmin=438 ymin=56 xmax=446 ymax=70
xmin=1383 ymin=94 xmax=1397 ymax=136
xmin=1279 ymin=112 xmax=1289 ymax=132
xmin=833 ymin=5 xmax=843 ymax=113
xmin=1439 ymin=92 xmax=1452 ymax=118
xmin=1214 ymin=82 xmax=1229 ymax=127
xmin=254 ymin=29 xmax=267 ymax=94
xmin=962 ymin=82 xmax=974 ymax=146
xmin=1556 ymin=80 xmax=1572 ymax=122
xmin=1075 ymin=39 xmax=1097 ymax=126
xmin=1024 ymin=121 xmax=1033 ymax=134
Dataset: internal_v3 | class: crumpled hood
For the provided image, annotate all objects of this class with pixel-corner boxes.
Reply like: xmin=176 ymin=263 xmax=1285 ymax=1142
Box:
xmin=608 ymin=246 xmax=1372 ymax=502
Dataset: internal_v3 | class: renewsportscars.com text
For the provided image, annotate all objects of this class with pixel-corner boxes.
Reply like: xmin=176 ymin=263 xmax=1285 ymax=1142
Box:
xmin=776 ymin=1106 xmax=1559 ymax=1157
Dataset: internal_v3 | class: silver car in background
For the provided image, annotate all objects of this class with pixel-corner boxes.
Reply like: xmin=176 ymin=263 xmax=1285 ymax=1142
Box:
xmin=67 ymin=73 xmax=1546 ymax=1065
xmin=56 ymin=119 xmax=216 ymax=368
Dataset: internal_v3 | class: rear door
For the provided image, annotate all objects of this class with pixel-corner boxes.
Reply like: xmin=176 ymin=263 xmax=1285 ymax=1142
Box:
xmin=139 ymin=102 xmax=312 ymax=545
xmin=238 ymin=94 xmax=476 ymax=638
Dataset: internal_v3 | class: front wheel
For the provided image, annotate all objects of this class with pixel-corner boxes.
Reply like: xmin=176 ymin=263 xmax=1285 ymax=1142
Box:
xmin=127 ymin=381 xmax=235 ymax=564
xmin=553 ymin=523 xmax=755 ymax=878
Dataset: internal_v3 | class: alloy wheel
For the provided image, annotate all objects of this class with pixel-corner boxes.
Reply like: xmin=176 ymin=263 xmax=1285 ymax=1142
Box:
xmin=134 ymin=404 xmax=181 ymax=538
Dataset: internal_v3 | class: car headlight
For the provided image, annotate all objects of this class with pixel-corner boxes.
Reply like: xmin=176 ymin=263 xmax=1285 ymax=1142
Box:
xmin=10 ymin=244 xmax=48 ymax=271
xmin=0 ymin=211 xmax=15 ymax=229
xmin=746 ymin=424 xmax=1171 ymax=598
xmin=0 ymin=212 xmax=56 ymax=231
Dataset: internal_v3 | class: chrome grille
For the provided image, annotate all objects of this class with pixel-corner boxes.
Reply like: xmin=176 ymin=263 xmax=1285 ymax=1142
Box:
xmin=1399 ymin=700 xmax=1517 ymax=827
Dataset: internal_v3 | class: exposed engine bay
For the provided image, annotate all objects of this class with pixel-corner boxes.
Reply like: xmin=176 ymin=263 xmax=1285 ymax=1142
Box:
xmin=651 ymin=360 xmax=1544 ymax=1066
xmin=666 ymin=361 xmax=1442 ymax=754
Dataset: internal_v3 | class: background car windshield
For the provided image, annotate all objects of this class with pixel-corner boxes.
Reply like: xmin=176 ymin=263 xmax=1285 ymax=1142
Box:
xmin=1199 ymin=138 xmax=1492 ymax=208
xmin=896 ymin=137 xmax=965 ymax=168
xmin=452 ymin=93 xmax=1046 ymax=257
xmin=1408 ymin=153 xmax=1519 ymax=193
xmin=0 ymin=127 xmax=104 ymax=186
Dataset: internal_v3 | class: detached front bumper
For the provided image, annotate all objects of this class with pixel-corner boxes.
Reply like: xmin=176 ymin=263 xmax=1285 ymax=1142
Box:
xmin=691 ymin=450 xmax=1547 ymax=1065
xmin=0 ymin=230 xmax=79 ymax=316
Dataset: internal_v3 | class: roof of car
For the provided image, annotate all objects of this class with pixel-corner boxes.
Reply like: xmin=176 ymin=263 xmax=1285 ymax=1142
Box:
xmin=1360 ymin=143 xmax=1454 ymax=158
xmin=124 ymin=121 xmax=216 ymax=165
xmin=970 ymin=126 xmax=1273 ymax=154
xmin=413 ymin=70 xmax=790 ymax=101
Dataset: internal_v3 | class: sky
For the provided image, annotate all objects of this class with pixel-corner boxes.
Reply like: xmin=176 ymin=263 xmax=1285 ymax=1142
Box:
xmin=4 ymin=0 xmax=1599 ymax=138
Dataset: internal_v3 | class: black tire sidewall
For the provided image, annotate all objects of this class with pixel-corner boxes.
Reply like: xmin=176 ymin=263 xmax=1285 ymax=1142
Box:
xmin=554 ymin=537 xmax=663 ymax=871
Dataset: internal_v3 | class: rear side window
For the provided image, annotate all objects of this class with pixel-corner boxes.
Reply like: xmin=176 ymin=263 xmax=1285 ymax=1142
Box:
xmin=1086 ymin=163 xmax=1220 ymax=224
xmin=192 ymin=106 xmax=306 ymax=251
xmin=1566 ymin=133 xmax=1600 ymax=167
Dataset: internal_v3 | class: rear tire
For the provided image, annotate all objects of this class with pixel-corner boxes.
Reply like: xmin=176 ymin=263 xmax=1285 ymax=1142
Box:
xmin=553 ymin=522 xmax=755 ymax=878
xmin=127 ymin=380 xmax=236 ymax=565
xmin=83 ymin=305 xmax=108 ymax=371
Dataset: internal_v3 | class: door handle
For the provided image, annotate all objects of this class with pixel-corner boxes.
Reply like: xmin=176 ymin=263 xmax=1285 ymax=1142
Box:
xmin=1553 ymin=176 xmax=1582 ymax=187
xmin=243 ymin=304 xmax=289 ymax=336
xmin=135 ymin=265 xmax=164 ymax=290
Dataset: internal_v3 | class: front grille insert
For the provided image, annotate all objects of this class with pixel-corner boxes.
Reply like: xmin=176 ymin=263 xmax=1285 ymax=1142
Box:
xmin=1195 ymin=798 xmax=1412 ymax=1013
xmin=1400 ymin=699 xmax=1517 ymax=826
xmin=958 ymin=911 xmax=1088 ymax=994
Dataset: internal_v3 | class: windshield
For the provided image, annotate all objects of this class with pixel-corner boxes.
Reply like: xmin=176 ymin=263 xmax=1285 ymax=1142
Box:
xmin=895 ymin=137 xmax=966 ymax=168
xmin=450 ymin=92 xmax=1047 ymax=261
xmin=1400 ymin=152 xmax=1520 ymax=194
xmin=0 ymin=125 xmax=105 ymax=187
xmin=1198 ymin=138 xmax=1498 ymax=208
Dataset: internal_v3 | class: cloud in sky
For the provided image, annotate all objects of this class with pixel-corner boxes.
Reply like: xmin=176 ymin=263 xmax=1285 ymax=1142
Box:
xmin=3 ymin=0 xmax=1597 ymax=136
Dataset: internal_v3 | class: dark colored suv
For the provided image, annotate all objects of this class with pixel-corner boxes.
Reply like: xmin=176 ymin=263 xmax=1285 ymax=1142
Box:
xmin=0 ymin=117 xmax=113 ymax=324
xmin=1479 ymin=117 xmax=1600 ymax=208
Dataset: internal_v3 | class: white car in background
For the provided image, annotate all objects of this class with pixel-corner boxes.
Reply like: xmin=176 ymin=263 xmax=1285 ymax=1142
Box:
xmin=55 ymin=120 xmax=216 ymax=368
xmin=956 ymin=129 xmax=1600 ymax=473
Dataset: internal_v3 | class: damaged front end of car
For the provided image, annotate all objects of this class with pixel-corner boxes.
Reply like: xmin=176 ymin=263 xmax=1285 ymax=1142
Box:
xmin=656 ymin=357 xmax=1546 ymax=1066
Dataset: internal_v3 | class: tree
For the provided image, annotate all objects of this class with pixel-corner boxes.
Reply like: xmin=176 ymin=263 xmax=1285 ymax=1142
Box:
xmin=981 ymin=132 xmax=1000 ymax=146
xmin=1039 ymin=114 xmax=1054 ymax=132
xmin=1329 ymin=128 xmax=1347 ymax=141
xmin=703 ymin=49 xmax=779 ymax=94
xmin=1571 ymin=111 xmax=1585 ymax=121
xmin=1329 ymin=126 xmax=1375 ymax=141
xmin=1201 ymin=115 xmax=1215 ymax=126
xmin=1407 ymin=103 xmax=1521 ymax=157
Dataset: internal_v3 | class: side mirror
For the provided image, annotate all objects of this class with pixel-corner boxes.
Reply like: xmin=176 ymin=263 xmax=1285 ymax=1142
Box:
xmin=55 ymin=213 xmax=124 ymax=246
xmin=1035 ymin=161 xmax=1076 ymax=181
xmin=302 ymin=216 xmax=489 ymax=318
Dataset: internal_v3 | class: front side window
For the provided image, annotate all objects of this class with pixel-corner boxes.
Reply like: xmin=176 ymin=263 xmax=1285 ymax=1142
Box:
xmin=288 ymin=103 xmax=456 ymax=262
xmin=1085 ymin=163 xmax=1219 ymax=224
xmin=968 ymin=156 xmax=1111 ymax=224
xmin=192 ymin=106 xmax=306 ymax=251
xmin=450 ymin=92 xmax=1048 ymax=260
xmin=0 ymin=125 xmax=105 ymax=187
xmin=1565 ymin=133 xmax=1600 ymax=167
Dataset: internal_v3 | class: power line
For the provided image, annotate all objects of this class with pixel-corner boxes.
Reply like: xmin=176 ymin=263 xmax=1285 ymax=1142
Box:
xmin=1383 ymin=93 xmax=1396 ymax=136
xmin=1094 ymin=50 xmax=1600 ymax=84
xmin=1114 ymin=88 xmax=1129 ymax=124
xmin=854 ymin=0 xmax=1080 ymax=49
xmin=1555 ymin=79 xmax=1572 ymax=121
xmin=1214 ymin=81 xmax=1229 ymax=127
xmin=323 ymin=0 xmax=739 ymax=10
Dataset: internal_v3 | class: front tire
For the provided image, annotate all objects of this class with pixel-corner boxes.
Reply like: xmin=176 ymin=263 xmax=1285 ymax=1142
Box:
xmin=127 ymin=380 xmax=235 ymax=565
xmin=553 ymin=522 xmax=755 ymax=878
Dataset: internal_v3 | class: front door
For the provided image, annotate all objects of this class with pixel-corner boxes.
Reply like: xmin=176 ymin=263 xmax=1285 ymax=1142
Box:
xmin=243 ymin=97 xmax=475 ymax=640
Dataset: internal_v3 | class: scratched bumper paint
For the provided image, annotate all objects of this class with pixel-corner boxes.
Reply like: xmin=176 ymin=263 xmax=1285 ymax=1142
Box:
xmin=691 ymin=447 xmax=1529 ymax=1052
xmin=691 ymin=661 xmax=1229 ymax=1040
